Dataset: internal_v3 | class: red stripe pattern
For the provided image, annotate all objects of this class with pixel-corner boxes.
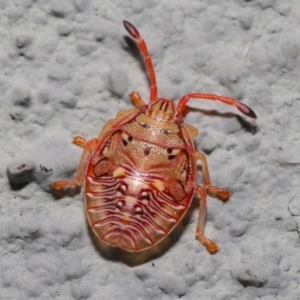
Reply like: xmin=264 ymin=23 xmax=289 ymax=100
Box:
xmin=84 ymin=166 xmax=193 ymax=252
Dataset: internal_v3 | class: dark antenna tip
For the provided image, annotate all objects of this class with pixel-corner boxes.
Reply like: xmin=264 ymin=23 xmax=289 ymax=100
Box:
xmin=236 ymin=102 xmax=257 ymax=119
xmin=123 ymin=20 xmax=140 ymax=39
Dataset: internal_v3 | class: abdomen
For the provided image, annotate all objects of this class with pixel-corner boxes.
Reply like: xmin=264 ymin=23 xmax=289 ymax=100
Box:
xmin=84 ymin=163 xmax=194 ymax=252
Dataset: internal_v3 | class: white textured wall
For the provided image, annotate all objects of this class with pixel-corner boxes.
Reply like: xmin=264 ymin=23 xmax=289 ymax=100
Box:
xmin=1 ymin=1 xmax=300 ymax=299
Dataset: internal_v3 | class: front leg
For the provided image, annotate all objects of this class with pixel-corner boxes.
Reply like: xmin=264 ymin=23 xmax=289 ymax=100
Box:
xmin=129 ymin=91 xmax=146 ymax=108
xmin=51 ymin=137 xmax=98 ymax=190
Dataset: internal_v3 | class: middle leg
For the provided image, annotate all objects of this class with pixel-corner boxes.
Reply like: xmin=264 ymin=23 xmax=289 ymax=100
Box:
xmin=51 ymin=137 xmax=98 ymax=190
xmin=196 ymin=152 xmax=231 ymax=201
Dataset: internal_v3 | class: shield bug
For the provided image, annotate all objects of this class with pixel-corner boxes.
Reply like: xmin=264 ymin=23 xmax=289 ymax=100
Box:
xmin=51 ymin=20 xmax=257 ymax=254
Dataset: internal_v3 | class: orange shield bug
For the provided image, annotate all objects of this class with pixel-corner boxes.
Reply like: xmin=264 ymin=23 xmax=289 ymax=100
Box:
xmin=51 ymin=20 xmax=257 ymax=254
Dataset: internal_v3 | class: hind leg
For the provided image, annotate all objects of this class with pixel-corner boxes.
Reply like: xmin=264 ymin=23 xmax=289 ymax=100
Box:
xmin=195 ymin=185 xmax=219 ymax=254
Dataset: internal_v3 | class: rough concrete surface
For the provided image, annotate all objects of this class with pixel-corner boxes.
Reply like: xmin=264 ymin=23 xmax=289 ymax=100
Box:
xmin=1 ymin=0 xmax=300 ymax=299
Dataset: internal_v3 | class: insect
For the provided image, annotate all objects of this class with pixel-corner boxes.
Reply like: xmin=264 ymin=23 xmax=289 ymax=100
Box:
xmin=51 ymin=20 xmax=256 ymax=254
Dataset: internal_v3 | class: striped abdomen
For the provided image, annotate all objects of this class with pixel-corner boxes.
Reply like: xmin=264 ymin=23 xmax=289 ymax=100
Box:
xmin=84 ymin=165 xmax=193 ymax=252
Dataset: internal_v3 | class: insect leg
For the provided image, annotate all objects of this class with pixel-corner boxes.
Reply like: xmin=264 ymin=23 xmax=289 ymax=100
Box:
xmin=123 ymin=20 xmax=157 ymax=101
xmin=196 ymin=152 xmax=231 ymax=201
xmin=51 ymin=137 xmax=98 ymax=190
xmin=195 ymin=185 xmax=219 ymax=254
xmin=129 ymin=91 xmax=146 ymax=108
xmin=73 ymin=136 xmax=87 ymax=148
xmin=177 ymin=93 xmax=257 ymax=119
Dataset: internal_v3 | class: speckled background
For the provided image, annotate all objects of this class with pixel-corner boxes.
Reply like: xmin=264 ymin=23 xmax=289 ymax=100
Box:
xmin=1 ymin=1 xmax=300 ymax=299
